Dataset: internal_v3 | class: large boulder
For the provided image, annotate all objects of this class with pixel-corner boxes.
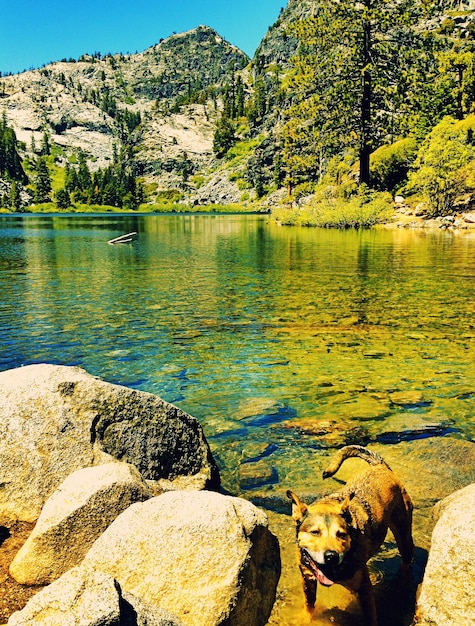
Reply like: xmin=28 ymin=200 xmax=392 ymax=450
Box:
xmin=7 ymin=566 xmax=121 ymax=626
xmin=9 ymin=462 xmax=152 ymax=585
xmin=7 ymin=565 xmax=185 ymax=626
xmin=0 ymin=364 xmax=220 ymax=522
xmin=120 ymin=592 xmax=185 ymax=626
xmin=82 ymin=490 xmax=281 ymax=626
xmin=414 ymin=483 xmax=475 ymax=625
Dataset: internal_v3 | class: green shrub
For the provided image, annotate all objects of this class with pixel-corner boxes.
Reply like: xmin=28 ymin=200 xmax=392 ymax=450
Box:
xmin=438 ymin=18 xmax=456 ymax=35
xmin=144 ymin=182 xmax=159 ymax=195
xmin=406 ymin=115 xmax=475 ymax=216
xmin=371 ymin=137 xmax=418 ymax=191
xmin=311 ymin=190 xmax=393 ymax=228
xmin=292 ymin=181 xmax=317 ymax=200
xmin=273 ymin=185 xmax=393 ymax=228
xmin=191 ymin=175 xmax=205 ymax=189
xmin=225 ymin=135 xmax=264 ymax=163
xmin=155 ymin=189 xmax=184 ymax=203
xmin=320 ymin=153 xmax=359 ymax=198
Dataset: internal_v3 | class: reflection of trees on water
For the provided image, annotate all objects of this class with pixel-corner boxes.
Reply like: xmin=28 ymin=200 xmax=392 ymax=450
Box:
xmin=355 ymin=241 xmax=371 ymax=325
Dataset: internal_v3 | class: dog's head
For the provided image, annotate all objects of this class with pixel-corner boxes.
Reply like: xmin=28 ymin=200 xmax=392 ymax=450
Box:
xmin=287 ymin=489 xmax=354 ymax=586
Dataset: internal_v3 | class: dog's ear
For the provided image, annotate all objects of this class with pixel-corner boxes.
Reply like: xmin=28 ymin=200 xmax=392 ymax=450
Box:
xmin=340 ymin=491 xmax=355 ymax=521
xmin=286 ymin=490 xmax=308 ymax=524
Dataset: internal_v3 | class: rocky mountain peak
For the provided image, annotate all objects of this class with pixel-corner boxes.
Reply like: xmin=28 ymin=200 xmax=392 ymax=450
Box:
xmin=0 ymin=23 xmax=249 ymax=204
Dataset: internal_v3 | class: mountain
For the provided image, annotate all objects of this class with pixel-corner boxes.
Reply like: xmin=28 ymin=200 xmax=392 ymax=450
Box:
xmin=0 ymin=25 xmax=249 ymax=207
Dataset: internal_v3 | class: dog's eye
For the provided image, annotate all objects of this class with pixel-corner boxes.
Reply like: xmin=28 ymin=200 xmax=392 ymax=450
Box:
xmin=310 ymin=529 xmax=321 ymax=536
xmin=336 ymin=530 xmax=348 ymax=539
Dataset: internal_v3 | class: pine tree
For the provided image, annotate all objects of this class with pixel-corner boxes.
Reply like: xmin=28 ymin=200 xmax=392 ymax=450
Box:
xmin=235 ymin=76 xmax=245 ymax=118
xmin=213 ymin=113 xmax=236 ymax=157
xmin=9 ymin=181 xmax=22 ymax=211
xmin=77 ymin=151 xmax=91 ymax=190
xmin=247 ymin=76 xmax=267 ymax=127
xmin=65 ymin=162 xmax=79 ymax=191
xmin=40 ymin=131 xmax=51 ymax=156
xmin=0 ymin=113 xmax=28 ymax=183
xmin=55 ymin=187 xmax=71 ymax=209
xmin=34 ymin=158 xmax=52 ymax=203
xmin=280 ymin=0 xmax=426 ymax=188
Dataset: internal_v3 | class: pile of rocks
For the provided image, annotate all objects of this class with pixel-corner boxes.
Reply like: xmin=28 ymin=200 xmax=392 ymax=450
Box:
xmin=0 ymin=365 xmax=280 ymax=626
xmin=393 ymin=196 xmax=475 ymax=229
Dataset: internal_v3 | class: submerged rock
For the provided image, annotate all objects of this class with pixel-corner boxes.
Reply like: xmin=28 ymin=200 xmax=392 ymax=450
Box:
xmin=372 ymin=414 xmax=456 ymax=444
xmin=241 ymin=442 xmax=277 ymax=463
xmin=389 ymin=390 xmax=432 ymax=408
xmin=239 ymin=459 xmax=278 ymax=490
xmin=345 ymin=395 xmax=391 ymax=421
xmin=381 ymin=438 xmax=475 ymax=507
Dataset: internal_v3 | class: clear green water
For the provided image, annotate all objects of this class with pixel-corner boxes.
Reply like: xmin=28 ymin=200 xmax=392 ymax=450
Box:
xmin=1 ymin=213 xmax=474 ymax=624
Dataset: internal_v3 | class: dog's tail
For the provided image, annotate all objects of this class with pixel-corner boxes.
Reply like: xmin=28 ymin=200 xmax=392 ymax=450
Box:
xmin=322 ymin=445 xmax=390 ymax=479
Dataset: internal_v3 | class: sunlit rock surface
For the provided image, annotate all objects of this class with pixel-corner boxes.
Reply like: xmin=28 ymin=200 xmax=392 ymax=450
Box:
xmin=81 ymin=490 xmax=281 ymax=626
xmin=9 ymin=462 xmax=152 ymax=585
xmin=0 ymin=364 xmax=219 ymax=522
xmin=415 ymin=483 xmax=475 ymax=626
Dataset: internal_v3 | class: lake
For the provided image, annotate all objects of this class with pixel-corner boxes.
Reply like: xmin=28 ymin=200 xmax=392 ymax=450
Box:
xmin=1 ymin=213 xmax=475 ymax=624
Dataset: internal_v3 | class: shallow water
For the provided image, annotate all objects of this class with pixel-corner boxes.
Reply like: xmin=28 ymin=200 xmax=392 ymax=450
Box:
xmin=1 ymin=213 xmax=474 ymax=624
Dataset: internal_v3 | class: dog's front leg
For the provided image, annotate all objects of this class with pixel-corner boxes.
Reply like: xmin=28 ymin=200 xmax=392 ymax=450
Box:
xmin=300 ymin=569 xmax=317 ymax=610
xmin=356 ymin=567 xmax=377 ymax=626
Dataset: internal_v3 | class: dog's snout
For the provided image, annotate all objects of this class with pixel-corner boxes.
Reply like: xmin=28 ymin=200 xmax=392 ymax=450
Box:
xmin=324 ymin=550 xmax=339 ymax=566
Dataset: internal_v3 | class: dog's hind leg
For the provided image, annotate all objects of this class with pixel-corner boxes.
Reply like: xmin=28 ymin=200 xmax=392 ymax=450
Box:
xmin=389 ymin=489 xmax=414 ymax=567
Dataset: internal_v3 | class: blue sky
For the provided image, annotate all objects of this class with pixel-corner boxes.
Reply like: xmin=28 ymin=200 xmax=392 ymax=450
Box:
xmin=0 ymin=0 xmax=285 ymax=75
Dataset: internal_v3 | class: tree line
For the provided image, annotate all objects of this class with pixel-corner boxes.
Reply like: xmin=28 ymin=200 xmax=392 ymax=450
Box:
xmin=0 ymin=112 xmax=28 ymax=210
xmin=0 ymin=111 xmax=144 ymax=211
xmin=34 ymin=149 xmax=144 ymax=210
xmin=0 ymin=112 xmax=27 ymax=184
xmin=62 ymin=149 xmax=144 ymax=209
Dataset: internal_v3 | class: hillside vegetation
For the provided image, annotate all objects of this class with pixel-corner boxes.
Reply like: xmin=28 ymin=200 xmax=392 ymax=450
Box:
xmin=2 ymin=2 xmax=475 ymax=224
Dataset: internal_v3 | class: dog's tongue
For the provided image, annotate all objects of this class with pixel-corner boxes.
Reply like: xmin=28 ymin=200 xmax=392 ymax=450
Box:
xmin=306 ymin=555 xmax=335 ymax=586
xmin=315 ymin=567 xmax=335 ymax=587
xmin=301 ymin=550 xmax=335 ymax=586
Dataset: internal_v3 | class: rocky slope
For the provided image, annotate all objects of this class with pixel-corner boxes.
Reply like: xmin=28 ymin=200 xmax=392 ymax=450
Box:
xmin=0 ymin=25 xmax=248 ymax=206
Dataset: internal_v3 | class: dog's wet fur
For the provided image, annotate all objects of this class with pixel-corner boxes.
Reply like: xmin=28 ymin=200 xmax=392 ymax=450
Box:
xmin=287 ymin=445 xmax=414 ymax=626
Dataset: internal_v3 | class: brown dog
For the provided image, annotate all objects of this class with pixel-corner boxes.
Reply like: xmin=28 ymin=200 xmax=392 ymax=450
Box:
xmin=287 ymin=445 xmax=414 ymax=626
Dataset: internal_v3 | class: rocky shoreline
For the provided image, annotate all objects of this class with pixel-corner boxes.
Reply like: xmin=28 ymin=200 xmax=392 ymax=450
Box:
xmin=0 ymin=364 xmax=279 ymax=626
xmin=390 ymin=200 xmax=475 ymax=231
xmin=0 ymin=364 xmax=473 ymax=625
